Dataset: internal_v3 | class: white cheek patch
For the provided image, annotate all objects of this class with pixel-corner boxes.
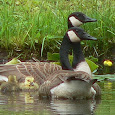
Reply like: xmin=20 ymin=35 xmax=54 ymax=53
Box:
xmin=69 ymin=16 xmax=83 ymax=27
xmin=67 ymin=30 xmax=80 ymax=42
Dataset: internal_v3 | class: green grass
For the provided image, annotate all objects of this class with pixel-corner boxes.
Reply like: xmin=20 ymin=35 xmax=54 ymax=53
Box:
xmin=0 ymin=0 xmax=114 ymax=60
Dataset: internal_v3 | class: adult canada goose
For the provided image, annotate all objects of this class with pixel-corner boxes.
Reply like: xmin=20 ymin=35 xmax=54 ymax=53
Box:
xmin=0 ymin=12 xmax=97 ymax=83
xmin=60 ymin=12 xmax=101 ymax=97
xmin=60 ymin=27 xmax=97 ymax=74
xmin=60 ymin=12 xmax=97 ymax=74
xmin=37 ymin=27 xmax=101 ymax=99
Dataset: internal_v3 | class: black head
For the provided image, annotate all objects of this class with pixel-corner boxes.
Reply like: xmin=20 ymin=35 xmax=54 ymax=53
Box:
xmin=68 ymin=12 xmax=97 ymax=28
xmin=67 ymin=27 xmax=97 ymax=42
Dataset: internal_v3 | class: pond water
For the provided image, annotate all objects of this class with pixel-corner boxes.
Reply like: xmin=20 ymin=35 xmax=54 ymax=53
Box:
xmin=0 ymin=81 xmax=115 ymax=115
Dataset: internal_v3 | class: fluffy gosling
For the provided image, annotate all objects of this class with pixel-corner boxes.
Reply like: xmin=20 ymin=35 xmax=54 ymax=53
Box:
xmin=1 ymin=75 xmax=21 ymax=93
xmin=19 ymin=76 xmax=39 ymax=91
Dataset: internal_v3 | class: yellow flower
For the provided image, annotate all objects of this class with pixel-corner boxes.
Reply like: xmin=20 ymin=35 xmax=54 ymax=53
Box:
xmin=103 ymin=60 xmax=113 ymax=66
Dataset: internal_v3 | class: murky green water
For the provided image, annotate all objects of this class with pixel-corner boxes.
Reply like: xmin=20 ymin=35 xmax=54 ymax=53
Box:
xmin=0 ymin=81 xmax=115 ymax=115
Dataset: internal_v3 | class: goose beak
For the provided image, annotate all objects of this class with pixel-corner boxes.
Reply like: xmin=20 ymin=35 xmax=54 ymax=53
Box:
xmin=84 ymin=16 xmax=97 ymax=22
xmin=82 ymin=33 xmax=97 ymax=41
xmin=30 ymin=82 xmax=34 ymax=86
xmin=87 ymin=36 xmax=97 ymax=41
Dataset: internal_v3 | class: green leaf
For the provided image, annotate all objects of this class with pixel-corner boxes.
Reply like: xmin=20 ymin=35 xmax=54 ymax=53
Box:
xmin=108 ymin=78 xmax=115 ymax=82
xmin=85 ymin=58 xmax=99 ymax=72
xmin=87 ymin=56 xmax=98 ymax=62
xmin=93 ymin=74 xmax=115 ymax=81
xmin=68 ymin=55 xmax=73 ymax=65
xmin=51 ymin=62 xmax=61 ymax=65
xmin=5 ymin=58 xmax=21 ymax=65
xmin=47 ymin=52 xmax=60 ymax=61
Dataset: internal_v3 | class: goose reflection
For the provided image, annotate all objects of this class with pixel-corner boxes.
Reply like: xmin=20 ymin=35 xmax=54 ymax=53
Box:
xmin=50 ymin=99 xmax=101 ymax=115
xmin=0 ymin=92 xmax=101 ymax=114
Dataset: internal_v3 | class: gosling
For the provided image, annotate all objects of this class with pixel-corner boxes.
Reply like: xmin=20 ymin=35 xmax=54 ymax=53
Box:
xmin=1 ymin=75 xmax=21 ymax=93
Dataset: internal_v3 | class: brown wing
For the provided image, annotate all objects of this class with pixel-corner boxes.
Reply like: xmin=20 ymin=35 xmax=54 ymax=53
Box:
xmin=0 ymin=62 xmax=62 ymax=85
xmin=38 ymin=70 xmax=93 ymax=96
xmin=43 ymin=70 xmax=92 ymax=89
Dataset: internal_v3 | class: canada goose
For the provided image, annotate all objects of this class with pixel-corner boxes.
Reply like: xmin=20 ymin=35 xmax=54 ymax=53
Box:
xmin=37 ymin=27 xmax=100 ymax=99
xmin=61 ymin=12 xmax=97 ymax=74
xmin=60 ymin=27 xmax=97 ymax=73
xmin=0 ymin=75 xmax=21 ymax=93
xmin=60 ymin=12 xmax=101 ymax=97
xmin=19 ymin=76 xmax=39 ymax=91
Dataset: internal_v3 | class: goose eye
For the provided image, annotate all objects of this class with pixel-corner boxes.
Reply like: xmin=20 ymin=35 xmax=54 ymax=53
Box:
xmin=83 ymin=32 xmax=86 ymax=34
xmin=83 ymin=14 xmax=85 ymax=17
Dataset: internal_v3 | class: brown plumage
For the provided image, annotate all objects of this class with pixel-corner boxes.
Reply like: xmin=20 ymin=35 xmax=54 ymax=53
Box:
xmin=0 ymin=62 xmax=62 ymax=86
xmin=0 ymin=63 xmax=101 ymax=98
xmin=38 ymin=70 xmax=100 ymax=99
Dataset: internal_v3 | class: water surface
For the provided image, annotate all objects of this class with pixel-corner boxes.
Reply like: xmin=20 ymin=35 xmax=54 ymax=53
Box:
xmin=0 ymin=81 xmax=115 ymax=115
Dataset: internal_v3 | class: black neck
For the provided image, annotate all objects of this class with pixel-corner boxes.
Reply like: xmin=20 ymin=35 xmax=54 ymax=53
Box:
xmin=72 ymin=42 xmax=85 ymax=68
xmin=60 ymin=34 xmax=85 ymax=70
xmin=59 ymin=34 xmax=73 ymax=71
xmin=68 ymin=20 xmax=73 ymax=28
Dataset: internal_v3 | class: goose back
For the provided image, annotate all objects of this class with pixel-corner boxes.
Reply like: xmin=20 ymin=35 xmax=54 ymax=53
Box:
xmin=0 ymin=62 xmax=62 ymax=85
xmin=38 ymin=70 xmax=98 ymax=99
